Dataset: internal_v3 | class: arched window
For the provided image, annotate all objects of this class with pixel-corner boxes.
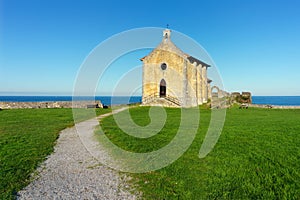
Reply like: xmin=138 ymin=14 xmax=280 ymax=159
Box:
xmin=161 ymin=63 xmax=167 ymax=70
xmin=160 ymin=79 xmax=166 ymax=97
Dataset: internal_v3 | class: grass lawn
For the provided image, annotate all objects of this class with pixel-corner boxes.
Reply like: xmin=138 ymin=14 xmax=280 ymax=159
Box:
xmin=0 ymin=108 xmax=111 ymax=200
xmin=99 ymin=106 xmax=300 ymax=199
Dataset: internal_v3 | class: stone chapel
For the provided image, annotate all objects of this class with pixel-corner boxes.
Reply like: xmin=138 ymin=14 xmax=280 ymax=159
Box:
xmin=141 ymin=29 xmax=212 ymax=107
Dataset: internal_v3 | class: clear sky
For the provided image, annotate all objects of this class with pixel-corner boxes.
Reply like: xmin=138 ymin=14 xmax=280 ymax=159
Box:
xmin=1 ymin=0 xmax=300 ymax=96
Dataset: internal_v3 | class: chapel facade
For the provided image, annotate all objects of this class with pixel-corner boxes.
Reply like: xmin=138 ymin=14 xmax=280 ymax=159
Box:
xmin=141 ymin=29 xmax=212 ymax=107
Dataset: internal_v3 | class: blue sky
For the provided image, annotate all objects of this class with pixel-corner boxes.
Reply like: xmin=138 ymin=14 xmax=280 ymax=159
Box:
xmin=0 ymin=0 xmax=300 ymax=96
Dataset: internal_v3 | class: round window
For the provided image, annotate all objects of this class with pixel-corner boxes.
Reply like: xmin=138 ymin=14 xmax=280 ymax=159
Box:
xmin=161 ymin=63 xmax=167 ymax=70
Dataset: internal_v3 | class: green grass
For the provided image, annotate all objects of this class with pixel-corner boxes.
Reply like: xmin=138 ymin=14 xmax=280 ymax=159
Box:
xmin=99 ymin=106 xmax=300 ymax=199
xmin=0 ymin=108 xmax=111 ymax=200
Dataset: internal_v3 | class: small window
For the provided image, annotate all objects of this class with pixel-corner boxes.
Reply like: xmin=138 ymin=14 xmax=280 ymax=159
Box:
xmin=161 ymin=63 xmax=167 ymax=70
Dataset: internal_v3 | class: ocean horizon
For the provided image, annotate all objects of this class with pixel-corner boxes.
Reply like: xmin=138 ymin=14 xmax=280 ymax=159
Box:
xmin=0 ymin=96 xmax=142 ymax=106
xmin=251 ymin=96 xmax=300 ymax=106
xmin=1 ymin=95 xmax=300 ymax=106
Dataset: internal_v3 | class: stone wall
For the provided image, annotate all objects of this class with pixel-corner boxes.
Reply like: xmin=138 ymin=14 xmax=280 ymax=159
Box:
xmin=230 ymin=92 xmax=252 ymax=104
xmin=248 ymin=104 xmax=300 ymax=109
xmin=0 ymin=101 xmax=102 ymax=109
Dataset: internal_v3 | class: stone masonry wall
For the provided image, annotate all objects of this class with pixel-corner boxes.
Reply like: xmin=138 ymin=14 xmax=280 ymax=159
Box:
xmin=0 ymin=101 xmax=102 ymax=109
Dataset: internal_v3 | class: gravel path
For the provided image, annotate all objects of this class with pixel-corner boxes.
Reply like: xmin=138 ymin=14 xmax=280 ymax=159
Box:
xmin=17 ymin=107 xmax=138 ymax=200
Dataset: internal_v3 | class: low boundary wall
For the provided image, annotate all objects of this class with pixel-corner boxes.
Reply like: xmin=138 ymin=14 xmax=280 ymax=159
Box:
xmin=0 ymin=101 xmax=103 ymax=109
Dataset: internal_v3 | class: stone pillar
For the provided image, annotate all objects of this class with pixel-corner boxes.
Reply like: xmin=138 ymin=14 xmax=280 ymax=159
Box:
xmin=182 ymin=59 xmax=188 ymax=107
xmin=192 ymin=62 xmax=197 ymax=106
xmin=202 ymin=66 xmax=208 ymax=103
xmin=197 ymin=64 xmax=202 ymax=105
xmin=208 ymin=83 xmax=212 ymax=100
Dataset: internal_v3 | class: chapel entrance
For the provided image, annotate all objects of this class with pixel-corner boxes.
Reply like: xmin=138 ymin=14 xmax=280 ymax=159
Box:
xmin=160 ymin=79 xmax=166 ymax=97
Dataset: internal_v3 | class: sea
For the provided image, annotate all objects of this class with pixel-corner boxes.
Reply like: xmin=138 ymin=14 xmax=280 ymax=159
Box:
xmin=0 ymin=96 xmax=142 ymax=106
xmin=251 ymin=96 xmax=300 ymax=106
xmin=0 ymin=96 xmax=300 ymax=106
